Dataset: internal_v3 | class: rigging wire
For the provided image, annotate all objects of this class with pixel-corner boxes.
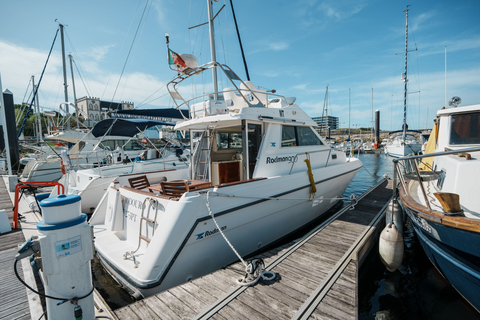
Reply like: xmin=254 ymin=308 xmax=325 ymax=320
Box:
xmin=136 ymin=88 xmax=169 ymax=108
xmin=17 ymin=28 xmax=59 ymax=138
xmin=118 ymin=0 xmax=153 ymax=102
xmin=64 ymin=30 xmax=95 ymax=97
xmin=109 ymin=0 xmax=151 ymax=108
xmin=101 ymin=0 xmax=144 ymax=100
xmin=73 ymin=59 xmax=92 ymax=97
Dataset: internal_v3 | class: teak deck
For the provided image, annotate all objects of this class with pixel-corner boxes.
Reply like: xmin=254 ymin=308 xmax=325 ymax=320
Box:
xmin=113 ymin=178 xmax=393 ymax=320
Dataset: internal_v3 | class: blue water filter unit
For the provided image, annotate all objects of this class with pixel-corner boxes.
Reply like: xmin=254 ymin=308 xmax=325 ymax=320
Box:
xmin=37 ymin=194 xmax=94 ymax=320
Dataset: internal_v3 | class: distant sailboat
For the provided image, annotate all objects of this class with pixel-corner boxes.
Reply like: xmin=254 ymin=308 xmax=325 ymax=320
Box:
xmin=384 ymin=7 xmax=423 ymax=158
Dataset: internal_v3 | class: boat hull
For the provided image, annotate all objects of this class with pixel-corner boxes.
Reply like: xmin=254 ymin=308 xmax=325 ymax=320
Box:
xmin=384 ymin=143 xmax=422 ymax=158
xmin=402 ymin=204 xmax=480 ymax=312
xmin=92 ymin=160 xmax=361 ymax=298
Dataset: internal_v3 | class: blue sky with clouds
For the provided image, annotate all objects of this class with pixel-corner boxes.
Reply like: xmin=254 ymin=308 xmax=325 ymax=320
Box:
xmin=1 ymin=0 xmax=479 ymax=131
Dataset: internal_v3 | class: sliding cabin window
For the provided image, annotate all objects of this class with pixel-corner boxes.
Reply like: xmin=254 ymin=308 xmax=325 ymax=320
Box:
xmin=450 ymin=112 xmax=480 ymax=145
xmin=99 ymin=139 xmax=143 ymax=151
xmin=281 ymin=125 xmax=323 ymax=147
xmin=217 ymin=133 xmax=243 ymax=150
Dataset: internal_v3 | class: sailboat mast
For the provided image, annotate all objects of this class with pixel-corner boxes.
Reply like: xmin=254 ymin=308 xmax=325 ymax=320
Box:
xmin=32 ymin=76 xmax=42 ymax=142
xmin=69 ymin=54 xmax=79 ymax=129
xmin=348 ymin=88 xmax=351 ymax=139
xmin=402 ymin=8 xmax=409 ymax=139
xmin=207 ymin=0 xmax=218 ymax=99
xmin=59 ymin=23 xmax=70 ymax=130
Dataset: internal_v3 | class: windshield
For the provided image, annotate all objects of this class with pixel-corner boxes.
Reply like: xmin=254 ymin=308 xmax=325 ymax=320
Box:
xmin=450 ymin=112 xmax=480 ymax=145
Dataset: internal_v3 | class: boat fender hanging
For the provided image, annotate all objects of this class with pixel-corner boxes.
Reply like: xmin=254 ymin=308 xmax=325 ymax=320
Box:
xmin=379 ymin=222 xmax=404 ymax=272
xmin=304 ymin=152 xmax=316 ymax=201
xmin=60 ymin=160 xmax=66 ymax=175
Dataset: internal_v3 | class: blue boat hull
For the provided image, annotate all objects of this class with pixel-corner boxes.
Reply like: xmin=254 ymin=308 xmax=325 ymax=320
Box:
xmin=404 ymin=206 xmax=480 ymax=312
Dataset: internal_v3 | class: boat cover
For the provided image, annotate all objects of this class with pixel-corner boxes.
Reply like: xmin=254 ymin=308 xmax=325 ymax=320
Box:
xmin=111 ymin=108 xmax=189 ymax=120
xmin=92 ymin=118 xmax=176 ymax=137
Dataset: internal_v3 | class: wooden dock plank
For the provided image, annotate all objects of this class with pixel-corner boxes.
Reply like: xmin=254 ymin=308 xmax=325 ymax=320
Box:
xmin=155 ymin=290 xmax=196 ymax=319
xmin=0 ymin=245 xmax=31 ymax=320
xmin=148 ymin=296 xmax=186 ymax=320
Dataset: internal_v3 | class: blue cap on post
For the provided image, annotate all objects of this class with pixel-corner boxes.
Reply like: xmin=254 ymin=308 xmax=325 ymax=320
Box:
xmin=40 ymin=194 xmax=81 ymax=207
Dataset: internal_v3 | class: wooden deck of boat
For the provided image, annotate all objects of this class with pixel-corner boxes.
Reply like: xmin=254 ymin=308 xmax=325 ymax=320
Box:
xmin=113 ymin=178 xmax=393 ymax=320
xmin=0 ymin=177 xmax=33 ymax=320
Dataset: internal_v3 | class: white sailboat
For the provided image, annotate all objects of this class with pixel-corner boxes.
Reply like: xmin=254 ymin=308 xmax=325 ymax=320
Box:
xmin=89 ymin=0 xmax=362 ymax=298
xmin=47 ymin=118 xmax=190 ymax=213
xmin=385 ymin=8 xmax=423 ymax=158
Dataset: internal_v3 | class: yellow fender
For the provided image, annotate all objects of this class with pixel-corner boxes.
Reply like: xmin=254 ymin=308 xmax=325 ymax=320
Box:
xmin=304 ymin=153 xmax=316 ymax=201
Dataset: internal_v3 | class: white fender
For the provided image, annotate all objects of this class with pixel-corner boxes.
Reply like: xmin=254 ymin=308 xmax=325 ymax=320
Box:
xmin=379 ymin=222 xmax=404 ymax=272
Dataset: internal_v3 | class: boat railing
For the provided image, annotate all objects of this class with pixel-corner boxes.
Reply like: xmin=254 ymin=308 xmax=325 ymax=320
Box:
xmin=392 ymin=146 xmax=480 ymax=211
xmin=166 ymin=61 xmax=294 ymax=119
xmin=288 ymin=148 xmax=333 ymax=175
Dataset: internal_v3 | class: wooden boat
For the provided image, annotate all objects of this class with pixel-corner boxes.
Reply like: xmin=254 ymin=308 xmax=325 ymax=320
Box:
xmin=395 ymin=99 xmax=480 ymax=311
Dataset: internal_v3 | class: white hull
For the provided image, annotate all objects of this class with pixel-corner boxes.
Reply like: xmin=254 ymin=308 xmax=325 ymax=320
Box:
xmin=91 ymin=159 xmax=361 ymax=297
xmin=384 ymin=142 xmax=422 ymax=157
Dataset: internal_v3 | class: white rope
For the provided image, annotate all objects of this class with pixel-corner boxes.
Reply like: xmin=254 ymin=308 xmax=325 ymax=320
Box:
xmin=202 ymin=191 xmax=276 ymax=286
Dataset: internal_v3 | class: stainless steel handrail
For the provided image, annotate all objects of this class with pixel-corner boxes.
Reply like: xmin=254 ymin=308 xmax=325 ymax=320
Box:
xmin=392 ymin=146 xmax=480 ymax=210
xmin=288 ymin=148 xmax=333 ymax=175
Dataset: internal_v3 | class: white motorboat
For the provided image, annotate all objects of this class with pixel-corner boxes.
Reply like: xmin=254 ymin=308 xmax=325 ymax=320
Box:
xmin=89 ymin=0 xmax=362 ymax=298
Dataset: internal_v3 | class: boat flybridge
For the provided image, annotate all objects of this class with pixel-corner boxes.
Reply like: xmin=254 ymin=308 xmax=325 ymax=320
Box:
xmin=89 ymin=57 xmax=362 ymax=298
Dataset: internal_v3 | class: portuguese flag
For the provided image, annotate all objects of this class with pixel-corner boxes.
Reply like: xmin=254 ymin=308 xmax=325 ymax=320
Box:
xmin=168 ymin=49 xmax=187 ymax=68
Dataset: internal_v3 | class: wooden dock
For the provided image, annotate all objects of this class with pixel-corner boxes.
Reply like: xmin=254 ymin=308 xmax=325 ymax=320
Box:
xmin=0 ymin=177 xmax=35 ymax=320
xmin=113 ymin=178 xmax=393 ymax=320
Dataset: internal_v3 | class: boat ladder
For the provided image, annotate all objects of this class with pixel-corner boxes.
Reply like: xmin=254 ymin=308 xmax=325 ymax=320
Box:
xmin=192 ymin=130 xmax=214 ymax=181
xmin=123 ymin=197 xmax=159 ymax=268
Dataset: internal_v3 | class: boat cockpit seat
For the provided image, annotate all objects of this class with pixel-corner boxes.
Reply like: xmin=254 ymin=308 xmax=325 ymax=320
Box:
xmin=160 ymin=180 xmax=190 ymax=198
xmin=128 ymin=175 xmax=153 ymax=193
xmin=223 ymin=87 xmax=245 ymax=108
xmin=240 ymin=81 xmax=267 ymax=107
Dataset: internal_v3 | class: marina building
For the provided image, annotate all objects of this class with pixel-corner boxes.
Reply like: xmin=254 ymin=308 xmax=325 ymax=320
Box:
xmin=311 ymin=115 xmax=339 ymax=130
xmin=76 ymin=97 xmax=134 ymax=126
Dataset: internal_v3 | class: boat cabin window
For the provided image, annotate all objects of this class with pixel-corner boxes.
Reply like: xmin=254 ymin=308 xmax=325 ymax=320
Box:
xmin=281 ymin=125 xmax=323 ymax=147
xmin=450 ymin=113 xmax=480 ymax=145
xmin=99 ymin=140 xmax=144 ymax=151
xmin=217 ymin=133 xmax=243 ymax=150
xmin=123 ymin=140 xmax=144 ymax=151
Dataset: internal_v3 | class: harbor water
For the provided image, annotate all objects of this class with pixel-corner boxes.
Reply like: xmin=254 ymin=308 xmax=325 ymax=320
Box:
xmin=353 ymin=152 xmax=480 ymax=320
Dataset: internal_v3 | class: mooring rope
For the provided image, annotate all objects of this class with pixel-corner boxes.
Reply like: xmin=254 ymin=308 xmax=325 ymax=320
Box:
xmin=202 ymin=191 xmax=275 ymax=286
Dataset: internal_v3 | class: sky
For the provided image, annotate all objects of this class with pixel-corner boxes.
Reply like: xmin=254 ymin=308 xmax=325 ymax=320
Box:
xmin=0 ymin=0 xmax=479 ymax=132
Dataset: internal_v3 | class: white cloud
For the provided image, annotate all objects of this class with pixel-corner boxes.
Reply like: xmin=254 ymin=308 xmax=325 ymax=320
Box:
xmin=268 ymin=42 xmax=289 ymax=51
xmin=0 ymin=40 xmax=171 ymax=110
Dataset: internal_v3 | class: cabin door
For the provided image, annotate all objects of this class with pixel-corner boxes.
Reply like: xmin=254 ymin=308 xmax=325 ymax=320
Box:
xmin=247 ymin=123 xmax=262 ymax=179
